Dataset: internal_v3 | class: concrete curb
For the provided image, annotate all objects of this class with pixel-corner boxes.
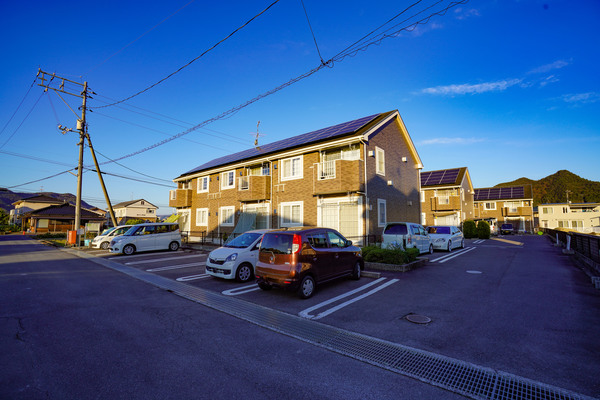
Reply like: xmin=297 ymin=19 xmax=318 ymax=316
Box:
xmin=364 ymin=257 xmax=428 ymax=273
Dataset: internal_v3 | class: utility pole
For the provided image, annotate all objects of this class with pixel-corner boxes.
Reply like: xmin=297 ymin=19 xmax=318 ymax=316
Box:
xmin=36 ymin=69 xmax=118 ymax=245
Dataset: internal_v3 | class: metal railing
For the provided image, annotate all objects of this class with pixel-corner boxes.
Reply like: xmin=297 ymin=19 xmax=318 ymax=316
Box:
xmin=317 ymin=160 xmax=336 ymax=180
xmin=541 ymin=228 xmax=600 ymax=265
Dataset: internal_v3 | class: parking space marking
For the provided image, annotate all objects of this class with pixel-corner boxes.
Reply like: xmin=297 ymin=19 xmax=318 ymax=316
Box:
xmin=146 ymin=262 xmax=205 ymax=272
xmin=125 ymin=254 xmax=205 ymax=265
xmin=222 ymin=284 xmax=261 ymax=296
xmin=491 ymin=237 xmax=524 ymax=246
xmin=176 ymin=274 xmax=210 ymax=282
xmin=299 ymin=278 xmax=399 ymax=320
xmin=473 ymin=239 xmax=485 ymax=244
xmin=431 ymin=247 xmax=476 ymax=263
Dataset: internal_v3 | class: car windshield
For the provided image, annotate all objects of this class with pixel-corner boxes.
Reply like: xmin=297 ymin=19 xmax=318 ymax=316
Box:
xmin=384 ymin=224 xmax=408 ymax=235
xmin=110 ymin=227 xmax=128 ymax=236
xmin=123 ymin=226 xmax=139 ymax=236
xmin=99 ymin=227 xmax=116 ymax=236
xmin=225 ymin=232 xmax=262 ymax=248
xmin=260 ymin=233 xmax=293 ymax=254
xmin=427 ymin=226 xmax=450 ymax=234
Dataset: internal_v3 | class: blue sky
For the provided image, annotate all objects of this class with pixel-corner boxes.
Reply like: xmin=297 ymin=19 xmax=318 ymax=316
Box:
xmin=1 ymin=0 xmax=599 ymax=214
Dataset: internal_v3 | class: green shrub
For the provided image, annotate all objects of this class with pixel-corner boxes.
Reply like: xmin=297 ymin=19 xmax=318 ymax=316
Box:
xmin=463 ymin=220 xmax=477 ymax=239
xmin=34 ymin=232 xmax=67 ymax=239
xmin=362 ymin=245 xmax=419 ymax=265
xmin=360 ymin=245 xmax=380 ymax=259
xmin=477 ymin=220 xmax=491 ymax=239
xmin=406 ymin=247 xmax=420 ymax=262
xmin=125 ymin=219 xmax=145 ymax=225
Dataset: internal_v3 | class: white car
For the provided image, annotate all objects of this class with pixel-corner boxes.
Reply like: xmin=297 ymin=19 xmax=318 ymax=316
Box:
xmin=205 ymin=229 xmax=270 ymax=282
xmin=381 ymin=222 xmax=433 ymax=254
xmin=91 ymin=225 xmax=130 ymax=249
xmin=426 ymin=226 xmax=464 ymax=252
xmin=109 ymin=223 xmax=181 ymax=255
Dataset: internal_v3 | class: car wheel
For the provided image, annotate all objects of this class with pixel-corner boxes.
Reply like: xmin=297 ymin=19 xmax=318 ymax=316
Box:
xmin=429 ymin=244 xmax=434 ymax=254
xmin=351 ymin=261 xmax=361 ymax=280
xmin=298 ymin=275 xmax=315 ymax=299
xmin=168 ymin=241 xmax=180 ymax=251
xmin=123 ymin=244 xmax=135 ymax=255
xmin=236 ymin=263 xmax=253 ymax=282
xmin=447 ymin=240 xmax=452 ymax=252
xmin=258 ymin=282 xmax=272 ymax=291
xmin=100 ymin=241 xmax=109 ymax=250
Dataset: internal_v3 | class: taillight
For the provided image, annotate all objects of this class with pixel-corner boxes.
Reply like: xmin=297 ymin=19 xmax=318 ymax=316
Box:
xmin=292 ymin=234 xmax=301 ymax=253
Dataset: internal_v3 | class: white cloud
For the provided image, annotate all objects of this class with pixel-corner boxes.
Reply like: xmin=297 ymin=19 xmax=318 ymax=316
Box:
xmin=560 ymin=92 xmax=600 ymax=104
xmin=420 ymin=79 xmax=522 ymax=96
xmin=454 ymin=8 xmax=480 ymax=20
xmin=529 ymin=60 xmax=570 ymax=74
xmin=420 ymin=137 xmax=485 ymax=145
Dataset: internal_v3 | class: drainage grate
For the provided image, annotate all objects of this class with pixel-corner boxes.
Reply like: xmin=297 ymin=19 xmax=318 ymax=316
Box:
xmin=84 ymin=252 xmax=595 ymax=400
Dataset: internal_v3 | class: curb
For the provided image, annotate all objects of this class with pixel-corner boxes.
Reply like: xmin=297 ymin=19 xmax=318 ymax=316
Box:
xmin=364 ymin=257 xmax=428 ymax=273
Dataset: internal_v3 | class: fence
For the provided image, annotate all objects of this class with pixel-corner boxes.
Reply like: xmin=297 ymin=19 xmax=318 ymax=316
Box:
xmin=541 ymin=228 xmax=600 ymax=283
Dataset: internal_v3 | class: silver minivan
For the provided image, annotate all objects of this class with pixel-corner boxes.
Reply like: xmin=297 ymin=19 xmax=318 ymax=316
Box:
xmin=109 ymin=222 xmax=181 ymax=255
xmin=381 ymin=222 xmax=433 ymax=254
xmin=91 ymin=225 xmax=130 ymax=249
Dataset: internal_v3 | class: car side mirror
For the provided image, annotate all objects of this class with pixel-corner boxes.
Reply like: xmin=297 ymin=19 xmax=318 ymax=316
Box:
xmin=345 ymin=240 xmax=352 ymax=247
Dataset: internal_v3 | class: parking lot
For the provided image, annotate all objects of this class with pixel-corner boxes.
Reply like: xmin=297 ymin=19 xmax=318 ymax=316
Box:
xmin=76 ymin=234 xmax=600 ymax=399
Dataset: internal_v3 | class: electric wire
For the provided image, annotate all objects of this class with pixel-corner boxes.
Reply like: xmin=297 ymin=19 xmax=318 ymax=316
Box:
xmin=300 ymin=0 xmax=324 ymax=64
xmin=0 ymin=92 xmax=45 ymax=150
xmin=92 ymin=148 xmax=174 ymax=183
xmin=91 ymin=0 xmax=282 ymax=109
xmin=0 ymin=77 xmax=37 ymax=140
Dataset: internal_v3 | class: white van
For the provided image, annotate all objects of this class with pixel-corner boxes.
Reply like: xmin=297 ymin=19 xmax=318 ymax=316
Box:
xmin=91 ymin=225 xmax=130 ymax=250
xmin=109 ymin=222 xmax=181 ymax=255
xmin=205 ymin=229 xmax=270 ymax=282
xmin=381 ymin=222 xmax=433 ymax=254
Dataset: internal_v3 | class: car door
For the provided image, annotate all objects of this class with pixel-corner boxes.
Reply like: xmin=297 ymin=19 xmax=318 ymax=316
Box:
xmin=326 ymin=230 xmax=354 ymax=276
xmin=305 ymin=231 xmax=335 ymax=281
xmin=135 ymin=225 xmax=156 ymax=251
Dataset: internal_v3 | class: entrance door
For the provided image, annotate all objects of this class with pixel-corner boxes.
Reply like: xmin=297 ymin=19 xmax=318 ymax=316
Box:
xmin=318 ymin=198 xmax=362 ymax=245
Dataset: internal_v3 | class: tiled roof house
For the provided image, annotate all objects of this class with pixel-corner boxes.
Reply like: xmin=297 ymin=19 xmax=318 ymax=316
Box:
xmin=171 ymin=110 xmax=424 ymax=244
xmin=420 ymin=167 xmax=474 ymax=226
xmin=473 ymin=185 xmax=534 ymax=232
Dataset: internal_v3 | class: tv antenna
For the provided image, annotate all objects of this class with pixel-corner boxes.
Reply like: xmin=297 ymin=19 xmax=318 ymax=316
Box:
xmin=251 ymin=121 xmax=265 ymax=149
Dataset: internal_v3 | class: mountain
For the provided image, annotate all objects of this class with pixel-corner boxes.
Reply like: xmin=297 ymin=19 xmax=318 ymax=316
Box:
xmin=495 ymin=170 xmax=600 ymax=205
xmin=0 ymin=189 xmax=97 ymax=212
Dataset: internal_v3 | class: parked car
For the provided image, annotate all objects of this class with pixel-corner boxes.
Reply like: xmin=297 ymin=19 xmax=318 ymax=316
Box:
xmin=206 ymin=229 xmax=270 ymax=282
xmin=426 ymin=226 xmax=464 ymax=252
xmin=381 ymin=222 xmax=433 ymax=254
xmin=91 ymin=225 xmax=130 ymax=250
xmin=500 ymin=223 xmax=514 ymax=235
xmin=255 ymin=227 xmax=363 ymax=299
xmin=109 ymin=222 xmax=181 ymax=255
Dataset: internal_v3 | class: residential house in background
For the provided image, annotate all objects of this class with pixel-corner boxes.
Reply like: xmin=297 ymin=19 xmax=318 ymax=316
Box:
xmin=538 ymin=202 xmax=600 ymax=233
xmin=27 ymin=203 xmax=105 ymax=234
xmin=112 ymin=199 xmax=158 ymax=224
xmin=473 ymin=185 xmax=535 ymax=232
xmin=10 ymin=194 xmax=64 ymax=226
xmin=170 ymin=110 xmax=424 ymax=244
xmin=420 ymin=167 xmax=474 ymax=227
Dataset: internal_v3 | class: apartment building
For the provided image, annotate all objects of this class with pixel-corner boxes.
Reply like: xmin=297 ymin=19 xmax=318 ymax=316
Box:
xmin=112 ymin=199 xmax=158 ymax=224
xmin=474 ymin=185 xmax=534 ymax=232
xmin=539 ymin=202 xmax=600 ymax=233
xmin=420 ymin=167 xmax=474 ymax=227
xmin=170 ymin=110 xmax=423 ymax=244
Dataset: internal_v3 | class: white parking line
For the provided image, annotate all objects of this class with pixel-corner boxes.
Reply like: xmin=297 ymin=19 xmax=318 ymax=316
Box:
xmin=431 ymin=247 xmax=476 ymax=263
xmin=125 ymin=254 xmax=205 ymax=265
xmin=473 ymin=239 xmax=485 ymax=244
xmin=299 ymin=278 xmax=399 ymax=320
xmin=176 ymin=274 xmax=210 ymax=282
xmin=146 ymin=262 xmax=205 ymax=272
xmin=222 ymin=284 xmax=261 ymax=296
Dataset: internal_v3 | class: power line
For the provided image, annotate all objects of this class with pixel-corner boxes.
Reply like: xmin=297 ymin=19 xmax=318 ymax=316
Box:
xmin=92 ymin=148 xmax=174 ymax=183
xmin=300 ymin=0 xmax=324 ymax=64
xmin=0 ymin=77 xmax=37 ymax=140
xmin=0 ymin=92 xmax=45 ymax=150
xmin=91 ymin=0 xmax=282 ymax=109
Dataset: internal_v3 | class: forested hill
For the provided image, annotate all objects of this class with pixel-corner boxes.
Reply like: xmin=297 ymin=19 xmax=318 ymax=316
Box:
xmin=495 ymin=170 xmax=600 ymax=205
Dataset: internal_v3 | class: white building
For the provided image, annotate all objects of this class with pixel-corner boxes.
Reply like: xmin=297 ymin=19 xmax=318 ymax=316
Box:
xmin=539 ymin=202 xmax=600 ymax=233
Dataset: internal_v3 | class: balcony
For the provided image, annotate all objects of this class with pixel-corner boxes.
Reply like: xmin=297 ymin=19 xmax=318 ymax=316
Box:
xmin=169 ymin=189 xmax=192 ymax=208
xmin=313 ymin=159 xmax=362 ymax=195
xmin=430 ymin=196 xmax=460 ymax=211
xmin=502 ymin=206 xmax=529 ymax=217
xmin=238 ymin=175 xmax=271 ymax=201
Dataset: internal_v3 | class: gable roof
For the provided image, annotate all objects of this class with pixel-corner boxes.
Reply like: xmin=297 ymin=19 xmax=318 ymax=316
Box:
xmin=13 ymin=194 xmax=65 ymax=206
xmin=421 ymin=167 xmax=469 ymax=188
xmin=474 ymin=185 xmax=533 ymax=201
xmin=28 ymin=203 xmax=104 ymax=219
xmin=176 ymin=111 xmax=416 ymax=180
xmin=112 ymin=199 xmax=158 ymax=209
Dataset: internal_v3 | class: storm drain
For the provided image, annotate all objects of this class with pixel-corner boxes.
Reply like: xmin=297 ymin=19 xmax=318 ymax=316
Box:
xmin=86 ymin=253 xmax=594 ymax=400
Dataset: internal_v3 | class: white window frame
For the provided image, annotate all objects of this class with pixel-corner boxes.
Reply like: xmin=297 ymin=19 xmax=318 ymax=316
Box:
xmin=375 ymin=146 xmax=385 ymax=176
xmin=484 ymin=202 xmax=496 ymax=210
xmin=377 ymin=199 xmax=386 ymax=227
xmin=197 ymin=176 xmax=209 ymax=193
xmin=219 ymin=206 xmax=235 ymax=226
xmin=420 ymin=191 xmax=425 ymax=203
xmin=280 ymin=201 xmax=303 ymax=227
xmin=170 ymin=190 xmax=176 ymax=200
xmin=196 ymin=208 xmax=208 ymax=227
xmin=280 ymin=156 xmax=303 ymax=181
xmin=221 ymin=171 xmax=235 ymax=190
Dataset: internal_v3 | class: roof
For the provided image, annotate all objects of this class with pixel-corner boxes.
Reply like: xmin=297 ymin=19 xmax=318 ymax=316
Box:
xmin=421 ymin=167 xmax=468 ymax=188
xmin=474 ymin=185 xmax=533 ymax=201
xmin=28 ymin=203 xmax=105 ymax=219
xmin=12 ymin=194 xmax=65 ymax=206
xmin=112 ymin=199 xmax=158 ymax=209
xmin=176 ymin=111 xmax=397 ymax=179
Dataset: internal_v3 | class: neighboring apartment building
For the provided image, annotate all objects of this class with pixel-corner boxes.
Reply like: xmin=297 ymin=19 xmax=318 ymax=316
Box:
xmin=170 ymin=110 xmax=424 ymax=244
xmin=112 ymin=199 xmax=158 ymax=224
xmin=420 ymin=167 xmax=474 ymax=227
xmin=10 ymin=194 xmax=64 ymax=226
xmin=538 ymin=202 xmax=600 ymax=233
xmin=473 ymin=185 xmax=535 ymax=232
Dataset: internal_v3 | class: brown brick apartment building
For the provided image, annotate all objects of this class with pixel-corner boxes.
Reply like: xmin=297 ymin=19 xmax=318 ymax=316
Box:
xmin=170 ymin=111 xmax=424 ymax=244
xmin=473 ymin=185 xmax=534 ymax=233
xmin=420 ymin=167 xmax=474 ymax=227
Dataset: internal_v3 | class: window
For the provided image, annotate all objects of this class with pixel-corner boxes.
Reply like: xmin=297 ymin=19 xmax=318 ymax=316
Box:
xmin=197 ymin=176 xmax=209 ymax=193
xmin=327 ymin=231 xmax=346 ymax=248
xmin=542 ymin=207 xmax=553 ymax=214
xmin=571 ymin=220 xmax=583 ymax=229
xmin=280 ymin=201 xmax=303 ymax=227
xmin=563 ymin=207 xmax=569 ymax=213
xmin=484 ymin=202 xmax=496 ymax=210
xmin=219 ymin=206 xmax=235 ymax=226
xmin=375 ymin=147 xmax=385 ymax=176
xmin=147 ymin=209 xmax=154 ymax=214
xmin=248 ymin=164 xmax=270 ymax=176
xmin=281 ymin=156 xmax=303 ymax=180
xmin=221 ymin=171 xmax=235 ymax=190
xmin=196 ymin=208 xmax=208 ymax=226
xmin=505 ymin=201 xmax=521 ymax=213
xmin=377 ymin=199 xmax=386 ymax=227
xmin=307 ymin=232 xmax=328 ymax=248
xmin=170 ymin=190 xmax=176 ymax=200
xmin=420 ymin=191 xmax=425 ymax=203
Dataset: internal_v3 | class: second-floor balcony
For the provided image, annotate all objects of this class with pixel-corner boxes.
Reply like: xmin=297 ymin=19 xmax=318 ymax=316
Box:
xmin=430 ymin=196 xmax=461 ymax=211
xmin=502 ymin=206 xmax=530 ymax=216
xmin=314 ymin=159 xmax=362 ymax=195
xmin=169 ymin=189 xmax=192 ymax=208
xmin=238 ymin=175 xmax=271 ymax=201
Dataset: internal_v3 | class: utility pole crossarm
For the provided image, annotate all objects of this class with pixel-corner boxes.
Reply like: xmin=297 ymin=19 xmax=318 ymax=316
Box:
xmin=36 ymin=69 xmax=85 ymax=98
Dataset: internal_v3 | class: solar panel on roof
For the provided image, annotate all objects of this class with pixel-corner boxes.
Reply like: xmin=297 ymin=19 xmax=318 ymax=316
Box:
xmin=421 ymin=168 xmax=461 ymax=186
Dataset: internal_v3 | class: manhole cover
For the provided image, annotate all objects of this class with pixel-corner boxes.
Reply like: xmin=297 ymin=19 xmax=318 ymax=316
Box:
xmin=466 ymin=270 xmax=482 ymax=274
xmin=405 ymin=314 xmax=432 ymax=324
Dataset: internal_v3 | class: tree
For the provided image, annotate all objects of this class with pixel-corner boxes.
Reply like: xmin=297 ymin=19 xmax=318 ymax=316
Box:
xmin=463 ymin=220 xmax=477 ymax=239
xmin=477 ymin=220 xmax=491 ymax=239
xmin=0 ymin=208 xmax=9 ymax=225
